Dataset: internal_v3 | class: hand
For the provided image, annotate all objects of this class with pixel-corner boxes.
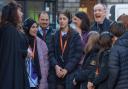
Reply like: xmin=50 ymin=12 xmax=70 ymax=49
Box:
xmin=55 ymin=65 xmax=63 ymax=78
xmin=87 ymin=82 xmax=94 ymax=89
xmin=73 ymin=78 xmax=77 ymax=85
xmin=61 ymin=68 xmax=68 ymax=78
xmin=27 ymin=48 xmax=33 ymax=58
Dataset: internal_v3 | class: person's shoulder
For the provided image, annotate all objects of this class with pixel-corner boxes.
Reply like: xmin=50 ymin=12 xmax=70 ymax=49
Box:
xmin=91 ymin=21 xmax=97 ymax=26
xmin=110 ymin=44 xmax=121 ymax=53
xmin=36 ymin=36 xmax=47 ymax=45
xmin=4 ymin=23 xmax=15 ymax=28
xmin=103 ymin=49 xmax=111 ymax=56
xmin=49 ymin=26 xmax=55 ymax=32
xmin=70 ymin=28 xmax=78 ymax=35
xmin=1 ymin=23 xmax=17 ymax=34
xmin=90 ymin=22 xmax=97 ymax=30
xmin=104 ymin=18 xmax=113 ymax=24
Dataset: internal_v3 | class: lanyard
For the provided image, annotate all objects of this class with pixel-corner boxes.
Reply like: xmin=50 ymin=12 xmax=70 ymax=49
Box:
xmin=96 ymin=66 xmax=99 ymax=76
xmin=60 ymin=31 xmax=68 ymax=55
xmin=29 ymin=38 xmax=36 ymax=59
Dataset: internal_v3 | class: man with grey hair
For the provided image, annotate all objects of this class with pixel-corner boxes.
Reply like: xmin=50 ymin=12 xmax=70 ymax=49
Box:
xmin=91 ymin=3 xmax=112 ymax=33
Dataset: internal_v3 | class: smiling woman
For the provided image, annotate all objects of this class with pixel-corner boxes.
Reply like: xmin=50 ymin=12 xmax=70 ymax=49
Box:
xmin=23 ymin=18 xmax=42 ymax=89
xmin=23 ymin=18 xmax=49 ymax=89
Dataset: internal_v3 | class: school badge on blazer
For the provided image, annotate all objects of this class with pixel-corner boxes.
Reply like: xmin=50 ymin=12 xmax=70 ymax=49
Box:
xmin=90 ymin=60 xmax=96 ymax=65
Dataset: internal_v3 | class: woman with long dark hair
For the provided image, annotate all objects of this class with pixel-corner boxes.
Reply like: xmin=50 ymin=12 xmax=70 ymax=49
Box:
xmin=23 ymin=18 xmax=42 ymax=89
xmin=23 ymin=18 xmax=49 ymax=89
xmin=48 ymin=10 xmax=83 ymax=89
xmin=72 ymin=11 xmax=90 ymax=47
xmin=87 ymin=31 xmax=113 ymax=89
xmin=0 ymin=1 xmax=29 ymax=89
xmin=73 ymin=31 xmax=100 ymax=89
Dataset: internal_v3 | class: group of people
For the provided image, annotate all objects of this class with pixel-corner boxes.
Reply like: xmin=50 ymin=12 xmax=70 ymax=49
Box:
xmin=0 ymin=1 xmax=51 ymax=89
xmin=0 ymin=1 xmax=128 ymax=89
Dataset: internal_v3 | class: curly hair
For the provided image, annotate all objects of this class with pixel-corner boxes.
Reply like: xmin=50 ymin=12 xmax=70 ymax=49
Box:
xmin=0 ymin=1 xmax=22 ymax=27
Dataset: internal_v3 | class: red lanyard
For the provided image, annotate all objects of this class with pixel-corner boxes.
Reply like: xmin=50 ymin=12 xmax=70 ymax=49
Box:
xmin=96 ymin=66 xmax=99 ymax=76
xmin=60 ymin=31 xmax=68 ymax=55
xmin=29 ymin=38 xmax=36 ymax=59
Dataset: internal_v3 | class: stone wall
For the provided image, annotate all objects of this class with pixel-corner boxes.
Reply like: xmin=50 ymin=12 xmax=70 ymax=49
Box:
xmin=58 ymin=0 xmax=80 ymax=15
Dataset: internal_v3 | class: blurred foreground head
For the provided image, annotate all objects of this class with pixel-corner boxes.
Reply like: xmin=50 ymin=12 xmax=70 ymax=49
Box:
xmin=0 ymin=1 xmax=23 ymax=26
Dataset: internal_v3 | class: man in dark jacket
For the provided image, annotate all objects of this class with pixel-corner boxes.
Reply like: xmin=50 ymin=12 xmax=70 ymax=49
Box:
xmin=108 ymin=31 xmax=128 ymax=89
xmin=91 ymin=3 xmax=112 ymax=33
xmin=37 ymin=11 xmax=54 ymax=48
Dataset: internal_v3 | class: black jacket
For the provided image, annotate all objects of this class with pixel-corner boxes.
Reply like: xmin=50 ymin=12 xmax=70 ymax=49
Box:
xmin=0 ymin=23 xmax=30 ymax=89
xmin=91 ymin=18 xmax=112 ymax=33
xmin=75 ymin=46 xmax=99 ymax=89
xmin=108 ymin=32 xmax=128 ymax=89
xmin=89 ymin=49 xmax=110 ymax=89
xmin=37 ymin=27 xmax=54 ymax=49
xmin=48 ymin=29 xmax=83 ymax=89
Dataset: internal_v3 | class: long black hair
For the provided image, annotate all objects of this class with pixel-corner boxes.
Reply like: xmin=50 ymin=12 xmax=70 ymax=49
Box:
xmin=96 ymin=31 xmax=113 ymax=66
xmin=75 ymin=11 xmax=90 ymax=32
